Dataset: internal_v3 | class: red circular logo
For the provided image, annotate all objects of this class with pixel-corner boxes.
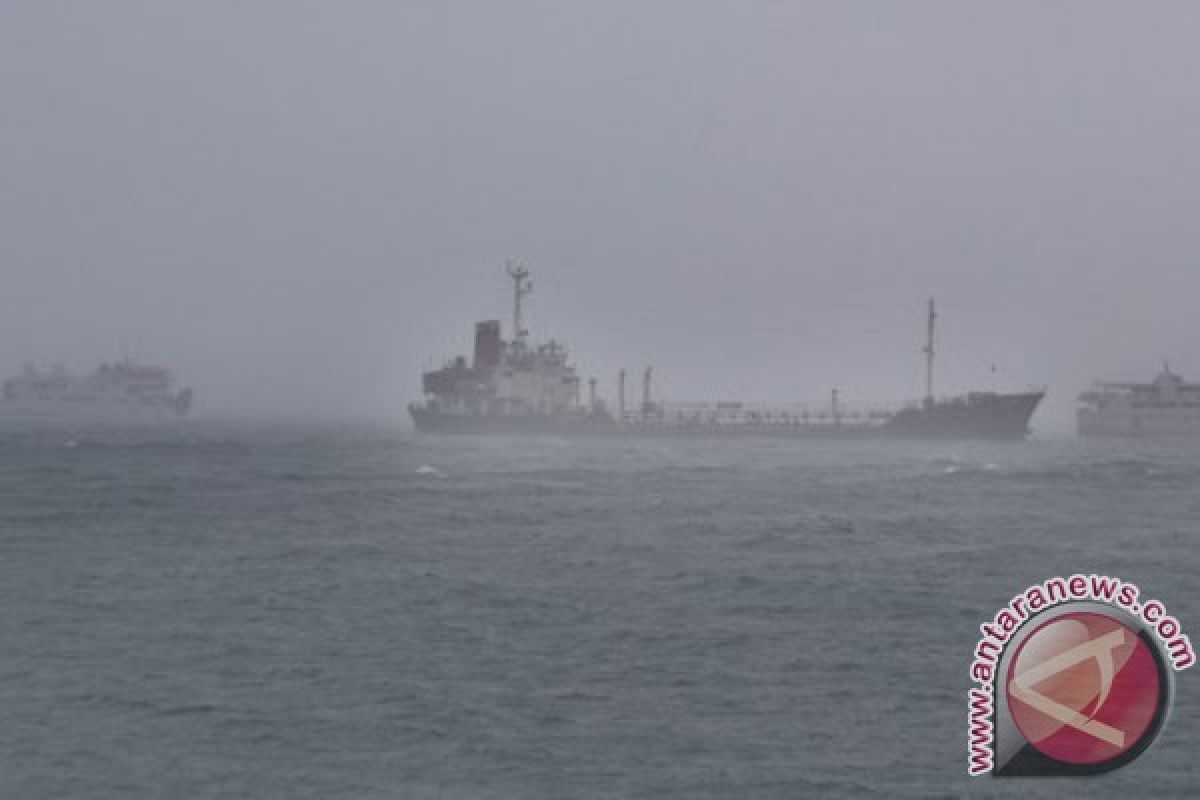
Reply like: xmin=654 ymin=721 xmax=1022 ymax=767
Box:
xmin=1006 ymin=611 xmax=1163 ymax=765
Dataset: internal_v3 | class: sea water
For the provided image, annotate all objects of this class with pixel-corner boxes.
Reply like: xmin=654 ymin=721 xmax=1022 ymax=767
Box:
xmin=2 ymin=423 xmax=1197 ymax=797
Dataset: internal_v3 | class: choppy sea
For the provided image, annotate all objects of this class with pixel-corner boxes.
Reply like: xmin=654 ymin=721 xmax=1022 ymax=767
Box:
xmin=1 ymin=423 xmax=1197 ymax=798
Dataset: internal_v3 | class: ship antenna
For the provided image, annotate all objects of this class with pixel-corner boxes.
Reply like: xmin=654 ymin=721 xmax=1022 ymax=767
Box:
xmin=506 ymin=260 xmax=533 ymax=343
xmin=923 ymin=297 xmax=936 ymax=409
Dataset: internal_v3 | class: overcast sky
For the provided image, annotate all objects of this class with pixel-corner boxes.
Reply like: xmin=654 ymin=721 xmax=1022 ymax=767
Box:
xmin=3 ymin=2 xmax=1199 ymax=431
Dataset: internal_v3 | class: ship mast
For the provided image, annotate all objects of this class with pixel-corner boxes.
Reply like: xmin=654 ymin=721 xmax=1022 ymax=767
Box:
xmin=923 ymin=297 xmax=936 ymax=409
xmin=506 ymin=260 xmax=533 ymax=346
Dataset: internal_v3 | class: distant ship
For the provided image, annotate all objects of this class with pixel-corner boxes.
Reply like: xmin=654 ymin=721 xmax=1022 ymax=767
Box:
xmin=1 ymin=360 xmax=193 ymax=422
xmin=409 ymin=265 xmax=1044 ymax=439
xmin=1078 ymin=364 xmax=1200 ymax=438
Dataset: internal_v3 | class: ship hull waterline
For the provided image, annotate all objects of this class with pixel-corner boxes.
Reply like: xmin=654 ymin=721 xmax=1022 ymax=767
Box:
xmin=408 ymin=391 xmax=1045 ymax=441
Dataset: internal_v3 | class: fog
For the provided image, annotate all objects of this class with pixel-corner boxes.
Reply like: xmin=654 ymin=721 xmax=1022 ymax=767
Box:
xmin=3 ymin=3 xmax=1199 ymax=431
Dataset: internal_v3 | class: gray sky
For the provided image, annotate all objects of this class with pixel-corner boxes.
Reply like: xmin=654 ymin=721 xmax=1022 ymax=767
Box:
xmin=3 ymin=2 xmax=1199 ymax=431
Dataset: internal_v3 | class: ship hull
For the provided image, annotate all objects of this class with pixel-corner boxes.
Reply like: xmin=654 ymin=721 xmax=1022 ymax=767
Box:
xmin=1078 ymin=412 xmax=1200 ymax=439
xmin=408 ymin=405 xmax=616 ymax=435
xmin=409 ymin=391 xmax=1045 ymax=440
xmin=0 ymin=401 xmax=189 ymax=427
xmin=882 ymin=391 xmax=1045 ymax=440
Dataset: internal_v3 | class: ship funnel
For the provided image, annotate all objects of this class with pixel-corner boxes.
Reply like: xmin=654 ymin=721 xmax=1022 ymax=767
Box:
xmin=642 ymin=366 xmax=653 ymax=413
xmin=588 ymin=377 xmax=597 ymax=410
xmin=473 ymin=320 xmax=501 ymax=370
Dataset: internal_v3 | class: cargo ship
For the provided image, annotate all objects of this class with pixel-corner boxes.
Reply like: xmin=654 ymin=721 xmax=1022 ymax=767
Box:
xmin=409 ymin=265 xmax=1044 ymax=439
xmin=1077 ymin=364 xmax=1200 ymax=438
xmin=1 ymin=360 xmax=193 ymax=422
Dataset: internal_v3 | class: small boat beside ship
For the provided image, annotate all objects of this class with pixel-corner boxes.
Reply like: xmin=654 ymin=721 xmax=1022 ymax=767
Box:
xmin=409 ymin=265 xmax=1044 ymax=439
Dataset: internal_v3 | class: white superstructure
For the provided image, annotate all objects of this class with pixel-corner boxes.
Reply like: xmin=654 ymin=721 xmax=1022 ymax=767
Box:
xmin=2 ymin=361 xmax=193 ymax=420
xmin=1077 ymin=365 xmax=1200 ymax=437
xmin=409 ymin=263 xmax=611 ymax=432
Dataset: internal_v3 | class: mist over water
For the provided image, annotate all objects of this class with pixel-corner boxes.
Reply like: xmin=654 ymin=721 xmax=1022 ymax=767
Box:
xmin=4 ymin=5 xmax=1200 ymax=429
xmin=3 ymin=423 xmax=1198 ymax=797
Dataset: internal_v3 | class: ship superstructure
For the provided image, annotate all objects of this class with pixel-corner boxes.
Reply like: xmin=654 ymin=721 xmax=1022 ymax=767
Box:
xmin=2 ymin=360 xmax=193 ymax=420
xmin=1078 ymin=365 xmax=1200 ymax=438
xmin=408 ymin=264 xmax=613 ymax=433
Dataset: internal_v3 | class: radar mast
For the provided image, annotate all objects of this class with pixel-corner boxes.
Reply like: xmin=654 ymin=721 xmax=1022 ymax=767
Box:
xmin=924 ymin=298 xmax=936 ymax=409
xmin=506 ymin=260 xmax=533 ymax=345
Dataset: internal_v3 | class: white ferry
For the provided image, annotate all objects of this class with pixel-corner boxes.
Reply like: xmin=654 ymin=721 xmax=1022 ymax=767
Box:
xmin=1077 ymin=364 xmax=1200 ymax=438
xmin=1 ymin=361 xmax=193 ymax=423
